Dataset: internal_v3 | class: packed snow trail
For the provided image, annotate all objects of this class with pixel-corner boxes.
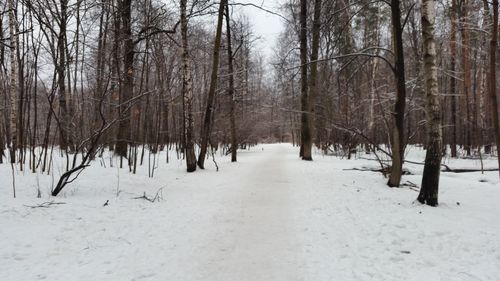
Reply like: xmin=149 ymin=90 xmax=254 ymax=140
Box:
xmin=198 ymin=144 xmax=303 ymax=280
xmin=1 ymin=144 xmax=500 ymax=281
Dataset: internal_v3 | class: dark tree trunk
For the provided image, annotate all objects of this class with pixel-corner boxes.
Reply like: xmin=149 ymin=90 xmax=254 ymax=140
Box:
xmin=488 ymin=0 xmax=500 ymax=179
xmin=387 ymin=0 xmax=407 ymax=187
xmin=299 ymin=0 xmax=312 ymax=160
xmin=460 ymin=0 xmax=472 ymax=156
xmin=57 ymin=0 xmax=72 ymax=152
xmin=116 ymin=0 xmax=133 ymax=158
xmin=197 ymin=0 xmax=227 ymax=169
xmin=450 ymin=0 xmax=458 ymax=157
xmin=225 ymin=3 xmax=237 ymax=162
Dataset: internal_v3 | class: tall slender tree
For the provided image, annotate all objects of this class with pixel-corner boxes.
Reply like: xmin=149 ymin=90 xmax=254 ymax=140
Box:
xmin=116 ymin=0 xmax=134 ymax=159
xmin=460 ymin=0 xmax=472 ymax=156
xmin=197 ymin=0 xmax=227 ymax=169
xmin=8 ymin=0 xmax=18 ymax=164
xmin=488 ymin=0 xmax=500 ymax=179
xmin=299 ymin=0 xmax=312 ymax=160
xmin=57 ymin=0 xmax=72 ymax=152
xmin=305 ymin=0 xmax=322 ymax=160
xmin=180 ymin=0 xmax=197 ymax=172
xmin=387 ymin=0 xmax=408 ymax=187
xmin=225 ymin=3 xmax=237 ymax=162
xmin=418 ymin=0 xmax=442 ymax=206
xmin=449 ymin=0 xmax=458 ymax=158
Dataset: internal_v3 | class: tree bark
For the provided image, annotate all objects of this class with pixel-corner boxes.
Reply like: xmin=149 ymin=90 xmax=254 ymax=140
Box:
xmin=116 ymin=0 xmax=134 ymax=158
xmin=460 ymin=0 xmax=472 ymax=156
xmin=299 ymin=0 xmax=312 ymax=160
xmin=488 ymin=0 xmax=500 ymax=179
xmin=8 ymin=0 xmax=17 ymax=164
xmin=180 ymin=0 xmax=197 ymax=172
xmin=0 ymin=15 xmax=4 ymax=164
xmin=305 ymin=0 xmax=322 ymax=160
xmin=450 ymin=0 xmax=458 ymax=157
xmin=387 ymin=0 xmax=407 ymax=187
xmin=197 ymin=0 xmax=227 ymax=169
xmin=418 ymin=0 xmax=442 ymax=206
xmin=225 ymin=3 xmax=237 ymax=162
xmin=57 ymin=0 xmax=72 ymax=152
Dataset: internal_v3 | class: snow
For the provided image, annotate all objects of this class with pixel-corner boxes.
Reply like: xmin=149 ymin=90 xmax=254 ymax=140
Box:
xmin=0 ymin=144 xmax=499 ymax=281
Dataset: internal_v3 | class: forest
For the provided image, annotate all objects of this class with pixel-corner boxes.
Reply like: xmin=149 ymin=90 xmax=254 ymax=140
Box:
xmin=0 ymin=0 xmax=499 ymax=280
xmin=0 ymin=0 xmax=499 ymax=199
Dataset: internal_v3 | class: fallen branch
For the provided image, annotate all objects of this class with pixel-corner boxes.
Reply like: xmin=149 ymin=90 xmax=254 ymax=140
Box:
xmin=133 ymin=187 xmax=164 ymax=203
xmin=343 ymin=166 xmax=412 ymax=175
xmin=401 ymin=181 xmax=419 ymax=191
xmin=343 ymin=167 xmax=388 ymax=174
xmin=360 ymin=157 xmax=498 ymax=174
xmin=24 ymin=201 xmax=66 ymax=208
xmin=441 ymin=167 xmax=499 ymax=173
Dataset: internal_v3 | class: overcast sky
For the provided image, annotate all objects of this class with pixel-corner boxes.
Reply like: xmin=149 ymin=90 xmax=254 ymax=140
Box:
xmin=233 ymin=0 xmax=286 ymax=60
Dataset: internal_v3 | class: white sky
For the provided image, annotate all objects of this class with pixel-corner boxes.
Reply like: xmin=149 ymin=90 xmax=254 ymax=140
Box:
xmin=233 ymin=0 xmax=286 ymax=60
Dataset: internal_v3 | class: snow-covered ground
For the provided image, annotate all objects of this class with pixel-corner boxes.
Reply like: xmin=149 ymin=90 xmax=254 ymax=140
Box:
xmin=1 ymin=144 xmax=499 ymax=281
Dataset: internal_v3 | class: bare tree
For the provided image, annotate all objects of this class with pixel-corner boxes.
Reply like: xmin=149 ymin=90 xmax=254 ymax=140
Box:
xmin=181 ymin=0 xmax=196 ymax=172
xmin=418 ymin=0 xmax=442 ymax=206
xmin=115 ymin=0 xmax=134 ymax=159
xmin=225 ymin=3 xmax=237 ymax=162
xmin=8 ymin=0 xmax=18 ymax=164
xmin=197 ymin=0 xmax=227 ymax=169
xmin=387 ymin=0 xmax=408 ymax=187
xmin=449 ymin=0 xmax=458 ymax=158
xmin=488 ymin=0 xmax=500 ymax=178
xmin=299 ymin=0 xmax=311 ymax=160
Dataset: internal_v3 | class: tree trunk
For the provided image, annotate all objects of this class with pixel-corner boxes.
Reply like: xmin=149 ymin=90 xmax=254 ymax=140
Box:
xmin=180 ymin=0 xmax=196 ymax=172
xmin=95 ymin=2 xmax=108 ymax=134
xmin=460 ymin=0 xmax=472 ymax=156
xmin=8 ymin=0 xmax=17 ymax=164
xmin=305 ymin=0 xmax=322 ymax=160
xmin=225 ymin=3 xmax=237 ymax=162
xmin=450 ymin=0 xmax=458 ymax=157
xmin=489 ymin=0 xmax=500 ymax=179
xmin=418 ymin=0 xmax=442 ymax=206
xmin=387 ymin=0 xmax=407 ymax=187
xmin=299 ymin=0 xmax=312 ymax=160
xmin=116 ymin=0 xmax=133 ymax=158
xmin=197 ymin=0 xmax=227 ymax=169
xmin=0 ymin=15 xmax=4 ymax=164
xmin=57 ymin=0 xmax=71 ymax=152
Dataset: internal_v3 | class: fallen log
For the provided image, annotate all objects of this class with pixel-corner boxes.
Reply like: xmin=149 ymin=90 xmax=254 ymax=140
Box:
xmin=344 ymin=166 xmax=498 ymax=174
xmin=441 ymin=166 xmax=499 ymax=173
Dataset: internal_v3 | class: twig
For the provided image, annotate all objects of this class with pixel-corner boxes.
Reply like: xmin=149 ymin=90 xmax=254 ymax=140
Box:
xmin=133 ymin=187 xmax=165 ymax=203
xmin=24 ymin=201 xmax=66 ymax=208
xmin=401 ymin=181 xmax=419 ymax=192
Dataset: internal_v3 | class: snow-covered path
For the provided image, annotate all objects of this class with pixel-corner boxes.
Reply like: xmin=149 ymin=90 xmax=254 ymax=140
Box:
xmin=199 ymin=145 xmax=303 ymax=280
xmin=1 ymin=144 xmax=500 ymax=281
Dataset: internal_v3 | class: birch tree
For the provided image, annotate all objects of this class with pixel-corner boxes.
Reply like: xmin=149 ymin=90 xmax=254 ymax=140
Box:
xmin=418 ymin=0 xmax=442 ymax=206
xmin=8 ymin=0 xmax=18 ymax=163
